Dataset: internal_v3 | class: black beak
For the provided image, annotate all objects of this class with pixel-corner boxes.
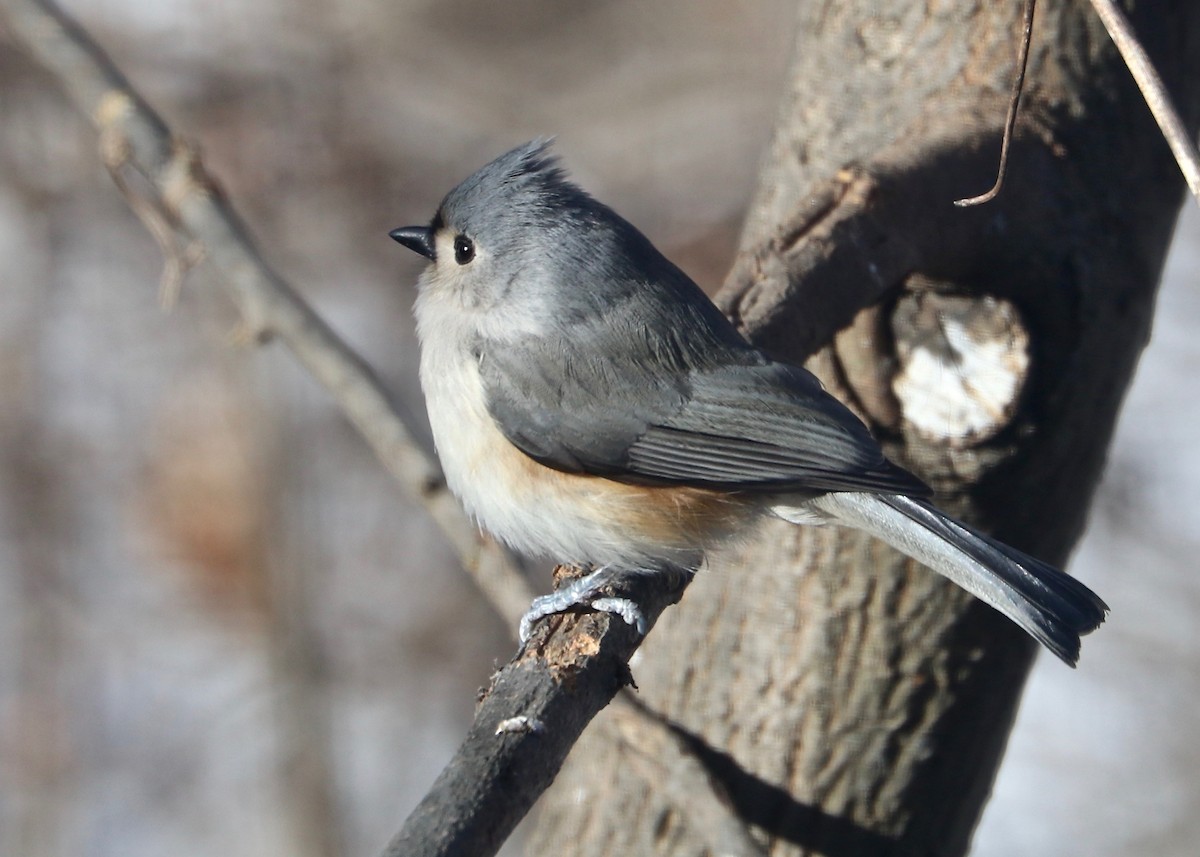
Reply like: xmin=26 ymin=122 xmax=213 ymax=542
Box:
xmin=389 ymin=226 xmax=436 ymax=260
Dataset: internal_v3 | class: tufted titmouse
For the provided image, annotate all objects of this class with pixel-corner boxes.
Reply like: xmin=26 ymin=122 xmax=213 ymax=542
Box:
xmin=390 ymin=140 xmax=1106 ymax=665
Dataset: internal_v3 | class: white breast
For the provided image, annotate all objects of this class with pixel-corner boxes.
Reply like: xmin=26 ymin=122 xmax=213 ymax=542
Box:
xmin=414 ymin=288 xmax=743 ymax=569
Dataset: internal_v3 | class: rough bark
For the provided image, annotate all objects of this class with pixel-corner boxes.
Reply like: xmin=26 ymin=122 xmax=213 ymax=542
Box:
xmin=531 ymin=2 xmax=1200 ymax=856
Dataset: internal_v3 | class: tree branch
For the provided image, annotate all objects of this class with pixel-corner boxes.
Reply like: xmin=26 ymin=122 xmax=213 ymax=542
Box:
xmin=1090 ymin=0 xmax=1200 ymax=207
xmin=0 ymin=0 xmax=543 ymax=615
xmin=953 ymin=0 xmax=1036 ymax=207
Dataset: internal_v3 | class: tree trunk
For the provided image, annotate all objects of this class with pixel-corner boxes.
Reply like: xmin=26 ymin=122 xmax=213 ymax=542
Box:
xmin=530 ymin=2 xmax=1200 ymax=855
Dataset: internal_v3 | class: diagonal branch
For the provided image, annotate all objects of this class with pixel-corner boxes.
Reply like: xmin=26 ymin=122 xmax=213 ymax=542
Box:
xmin=1090 ymin=0 xmax=1200 ymax=206
xmin=0 ymin=0 xmax=533 ymax=613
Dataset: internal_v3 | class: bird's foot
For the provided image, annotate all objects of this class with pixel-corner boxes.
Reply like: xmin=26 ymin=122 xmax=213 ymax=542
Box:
xmin=519 ymin=565 xmax=648 ymax=642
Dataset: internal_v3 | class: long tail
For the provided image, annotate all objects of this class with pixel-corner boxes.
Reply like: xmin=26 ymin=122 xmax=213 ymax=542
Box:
xmin=801 ymin=492 xmax=1108 ymax=666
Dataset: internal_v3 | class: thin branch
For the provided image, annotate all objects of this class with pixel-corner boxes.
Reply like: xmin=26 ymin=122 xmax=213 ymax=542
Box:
xmin=0 ymin=0 xmax=528 ymax=606
xmin=1089 ymin=0 xmax=1200 ymax=206
xmin=954 ymin=0 xmax=1036 ymax=207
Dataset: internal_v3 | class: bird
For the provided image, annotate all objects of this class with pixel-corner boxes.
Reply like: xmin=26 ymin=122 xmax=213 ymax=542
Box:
xmin=389 ymin=139 xmax=1106 ymax=665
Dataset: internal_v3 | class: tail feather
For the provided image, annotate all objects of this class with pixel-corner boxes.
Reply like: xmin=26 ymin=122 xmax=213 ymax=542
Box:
xmin=806 ymin=492 xmax=1108 ymax=666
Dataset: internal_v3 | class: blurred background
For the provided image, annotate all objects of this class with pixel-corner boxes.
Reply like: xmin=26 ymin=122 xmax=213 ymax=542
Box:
xmin=0 ymin=2 xmax=1197 ymax=855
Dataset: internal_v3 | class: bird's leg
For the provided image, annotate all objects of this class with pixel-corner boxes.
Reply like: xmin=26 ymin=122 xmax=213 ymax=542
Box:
xmin=518 ymin=564 xmax=692 ymax=642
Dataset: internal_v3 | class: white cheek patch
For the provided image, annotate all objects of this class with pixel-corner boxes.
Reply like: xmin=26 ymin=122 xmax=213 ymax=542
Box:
xmin=422 ymin=232 xmax=560 ymax=340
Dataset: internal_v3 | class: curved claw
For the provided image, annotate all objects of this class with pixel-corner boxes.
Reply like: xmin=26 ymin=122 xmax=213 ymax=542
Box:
xmin=518 ymin=566 xmax=648 ymax=641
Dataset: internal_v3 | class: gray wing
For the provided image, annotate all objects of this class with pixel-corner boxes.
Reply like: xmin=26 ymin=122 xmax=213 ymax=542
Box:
xmin=480 ymin=332 xmax=929 ymax=497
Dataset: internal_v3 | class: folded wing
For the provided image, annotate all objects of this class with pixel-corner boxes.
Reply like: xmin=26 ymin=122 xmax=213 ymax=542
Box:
xmin=481 ymin=335 xmax=928 ymax=497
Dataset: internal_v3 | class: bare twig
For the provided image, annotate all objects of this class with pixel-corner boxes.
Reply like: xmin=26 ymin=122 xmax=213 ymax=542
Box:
xmin=0 ymin=0 xmax=527 ymax=604
xmin=954 ymin=0 xmax=1036 ymax=207
xmin=1089 ymin=0 xmax=1200 ymax=206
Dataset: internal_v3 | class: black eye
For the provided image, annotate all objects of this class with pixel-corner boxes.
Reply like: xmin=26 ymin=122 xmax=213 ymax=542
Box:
xmin=453 ymin=234 xmax=475 ymax=265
